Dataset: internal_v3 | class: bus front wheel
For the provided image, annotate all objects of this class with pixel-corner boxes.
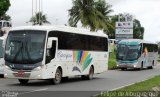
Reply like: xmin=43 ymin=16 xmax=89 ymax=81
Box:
xmin=51 ymin=68 xmax=62 ymax=85
xmin=18 ymin=79 xmax=29 ymax=85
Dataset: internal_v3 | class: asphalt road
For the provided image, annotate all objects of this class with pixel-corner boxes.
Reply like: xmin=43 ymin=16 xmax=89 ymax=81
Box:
xmin=0 ymin=65 xmax=160 ymax=97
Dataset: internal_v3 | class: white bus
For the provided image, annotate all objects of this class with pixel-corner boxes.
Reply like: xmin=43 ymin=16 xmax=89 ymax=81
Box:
xmin=4 ymin=26 xmax=109 ymax=84
xmin=0 ymin=37 xmax=5 ymax=76
xmin=116 ymin=39 xmax=158 ymax=70
xmin=0 ymin=20 xmax=12 ymax=36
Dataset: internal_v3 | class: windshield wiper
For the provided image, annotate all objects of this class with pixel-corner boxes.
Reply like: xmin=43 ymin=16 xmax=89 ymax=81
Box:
xmin=24 ymin=41 xmax=33 ymax=63
xmin=13 ymin=42 xmax=23 ymax=62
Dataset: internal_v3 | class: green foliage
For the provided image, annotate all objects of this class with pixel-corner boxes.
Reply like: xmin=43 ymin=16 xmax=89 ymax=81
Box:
xmin=104 ymin=15 xmax=118 ymax=39
xmin=105 ymin=13 xmax=144 ymax=39
xmin=68 ymin=0 xmax=113 ymax=31
xmin=108 ymin=46 xmax=117 ymax=69
xmin=98 ymin=76 xmax=160 ymax=97
xmin=29 ymin=12 xmax=50 ymax=25
xmin=133 ymin=19 xmax=144 ymax=39
xmin=1 ymin=14 xmax=11 ymax=21
xmin=158 ymin=47 xmax=160 ymax=54
xmin=0 ymin=0 xmax=10 ymax=17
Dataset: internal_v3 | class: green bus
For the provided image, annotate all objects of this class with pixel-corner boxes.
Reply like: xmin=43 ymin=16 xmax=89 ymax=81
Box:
xmin=116 ymin=39 xmax=158 ymax=70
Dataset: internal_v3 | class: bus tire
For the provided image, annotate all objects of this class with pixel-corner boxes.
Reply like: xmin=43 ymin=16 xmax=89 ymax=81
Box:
xmin=121 ymin=68 xmax=127 ymax=71
xmin=148 ymin=61 xmax=154 ymax=69
xmin=140 ymin=62 xmax=143 ymax=70
xmin=87 ymin=66 xmax=94 ymax=80
xmin=18 ymin=79 xmax=29 ymax=85
xmin=81 ymin=66 xmax=94 ymax=80
xmin=51 ymin=68 xmax=62 ymax=85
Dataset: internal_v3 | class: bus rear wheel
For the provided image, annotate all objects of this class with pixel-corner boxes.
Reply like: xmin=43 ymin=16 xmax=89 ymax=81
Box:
xmin=148 ymin=61 xmax=154 ymax=69
xmin=87 ymin=66 xmax=94 ymax=80
xmin=18 ymin=79 xmax=29 ymax=85
xmin=121 ymin=68 xmax=127 ymax=71
xmin=81 ymin=66 xmax=94 ymax=80
xmin=51 ymin=68 xmax=62 ymax=85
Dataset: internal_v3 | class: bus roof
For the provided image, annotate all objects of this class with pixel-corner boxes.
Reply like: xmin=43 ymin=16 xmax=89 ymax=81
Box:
xmin=118 ymin=39 xmax=157 ymax=45
xmin=10 ymin=26 xmax=108 ymax=38
xmin=0 ymin=20 xmax=11 ymax=23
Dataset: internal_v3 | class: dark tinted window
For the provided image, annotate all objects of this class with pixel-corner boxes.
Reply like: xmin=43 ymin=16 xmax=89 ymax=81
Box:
xmin=143 ymin=43 xmax=158 ymax=52
xmin=48 ymin=31 xmax=108 ymax=51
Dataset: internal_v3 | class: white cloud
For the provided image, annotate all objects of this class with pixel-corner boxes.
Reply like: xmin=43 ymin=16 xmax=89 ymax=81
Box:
xmin=7 ymin=0 xmax=72 ymax=26
xmin=108 ymin=0 xmax=160 ymax=42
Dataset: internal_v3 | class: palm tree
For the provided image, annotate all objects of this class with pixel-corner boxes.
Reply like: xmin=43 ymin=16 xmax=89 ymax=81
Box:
xmin=95 ymin=0 xmax=114 ymax=31
xmin=29 ymin=12 xmax=50 ymax=25
xmin=68 ymin=0 xmax=113 ymax=31
xmin=0 ymin=14 xmax=11 ymax=21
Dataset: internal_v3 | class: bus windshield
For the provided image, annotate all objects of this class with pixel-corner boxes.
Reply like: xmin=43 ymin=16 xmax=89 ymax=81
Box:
xmin=117 ymin=45 xmax=139 ymax=61
xmin=5 ymin=30 xmax=46 ymax=64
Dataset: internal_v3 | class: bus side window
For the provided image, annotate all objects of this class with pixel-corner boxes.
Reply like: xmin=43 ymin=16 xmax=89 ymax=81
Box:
xmin=50 ymin=40 xmax=56 ymax=59
xmin=138 ymin=45 xmax=142 ymax=57
xmin=46 ymin=40 xmax=56 ymax=64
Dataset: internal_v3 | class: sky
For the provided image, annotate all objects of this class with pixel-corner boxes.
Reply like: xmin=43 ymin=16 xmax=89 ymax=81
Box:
xmin=7 ymin=0 xmax=160 ymax=42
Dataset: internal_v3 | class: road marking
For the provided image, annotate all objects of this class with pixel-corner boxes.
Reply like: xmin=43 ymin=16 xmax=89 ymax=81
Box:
xmin=111 ymin=76 xmax=155 ymax=91
xmin=18 ymin=88 xmax=48 ymax=95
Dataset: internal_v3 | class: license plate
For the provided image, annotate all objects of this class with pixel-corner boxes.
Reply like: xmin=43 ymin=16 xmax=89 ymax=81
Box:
xmin=16 ymin=71 xmax=25 ymax=77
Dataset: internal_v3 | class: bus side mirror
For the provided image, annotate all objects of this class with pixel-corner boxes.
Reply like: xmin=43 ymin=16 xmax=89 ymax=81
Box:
xmin=47 ymin=38 xmax=53 ymax=49
xmin=46 ymin=37 xmax=58 ymax=58
xmin=9 ymin=24 xmax=12 ymax=27
xmin=47 ymin=37 xmax=58 ymax=49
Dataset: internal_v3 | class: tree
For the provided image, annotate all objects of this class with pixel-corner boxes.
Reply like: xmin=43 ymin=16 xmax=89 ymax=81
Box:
xmin=0 ymin=0 xmax=11 ymax=17
xmin=106 ymin=13 xmax=144 ymax=39
xmin=133 ymin=19 xmax=144 ymax=39
xmin=1 ymin=14 xmax=11 ymax=21
xmin=95 ymin=0 xmax=113 ymax=31
xmin=68 ymin=0 xmax=113 ymax=31
xmin=29 ymin=12 xmax=50 ymax=25
xmin=105 ymin=15 xmax=118 ymax=39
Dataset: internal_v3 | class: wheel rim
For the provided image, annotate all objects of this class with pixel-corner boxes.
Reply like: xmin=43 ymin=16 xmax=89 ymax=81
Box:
xmin=55 ymin=70 xmax=61 ymax=82
xmin=89 ymin=67 xmax=93 ymax=79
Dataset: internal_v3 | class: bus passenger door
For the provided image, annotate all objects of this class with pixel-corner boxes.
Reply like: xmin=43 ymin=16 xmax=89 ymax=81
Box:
xmin=46 ymin=37 xmax=58 ymax=64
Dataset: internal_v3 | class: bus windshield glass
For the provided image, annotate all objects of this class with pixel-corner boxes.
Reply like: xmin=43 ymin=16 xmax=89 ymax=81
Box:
xmin=5 ymin=30 xmax=46 ymax=64
xmin=117 ymin=45 xmax=139 ymax=61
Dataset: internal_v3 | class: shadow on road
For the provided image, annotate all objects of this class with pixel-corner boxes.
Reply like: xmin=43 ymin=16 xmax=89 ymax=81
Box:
xmin=0 ymin=74 xmax=4 ymax=78
xmin=6 ymin=77 xmax=102 ymax=87
xmin=117 ymin=68 xmax=154 ymax=72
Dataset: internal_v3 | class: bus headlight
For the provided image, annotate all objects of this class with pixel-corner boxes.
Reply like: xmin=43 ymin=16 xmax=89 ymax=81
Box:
xmin=33 ymin=66 xmax=43 ymax=71
xmin=5 ymin=65 xmax=11 ymax=70
xmin=134 ymin=65 xmax=137 ymax=68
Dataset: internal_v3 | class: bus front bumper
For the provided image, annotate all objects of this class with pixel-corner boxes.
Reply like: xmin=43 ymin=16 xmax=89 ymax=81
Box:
xmin=117 ymin=63 xmax=139 ymax=69
xmin=4 ymin=66 xmax=56 ymax=80
xmin=0 ymin=65 xmax=4 ymax=75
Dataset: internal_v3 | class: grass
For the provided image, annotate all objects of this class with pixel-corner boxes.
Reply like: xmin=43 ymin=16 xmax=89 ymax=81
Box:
xmin=108 ymin=52 xmax=116 ymax=69
xmin=97 ymin=75 xmax=160 ymax=97
xmin=108 ymin=45 xmax=117 ymax=70
xmin=158 ymin=55 xmax=160 ymax=62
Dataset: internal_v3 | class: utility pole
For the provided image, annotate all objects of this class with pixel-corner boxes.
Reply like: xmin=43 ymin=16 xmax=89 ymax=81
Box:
xmin=39 ymin=0 xmax=41 ymax=25
xmin=32 ymin=0 xmax=43 ymax=25
xmin=32 ymin=0 xmax=34 ymax=25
